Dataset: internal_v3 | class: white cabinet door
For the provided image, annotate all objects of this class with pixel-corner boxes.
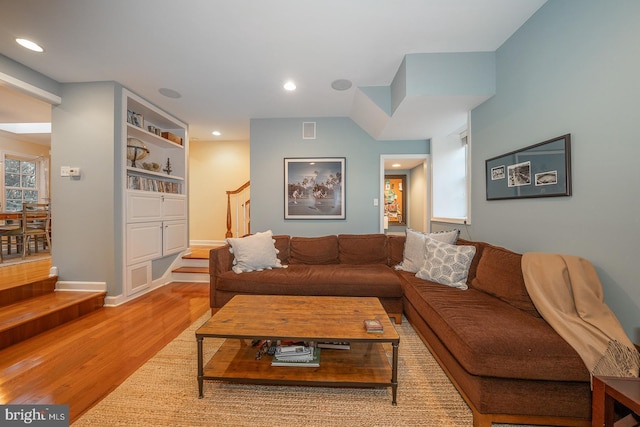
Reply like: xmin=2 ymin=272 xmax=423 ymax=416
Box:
xmin=163 ymin=220 xmax=188 ymax=255
xmin=162 ymin=194 xmax=187 ymax=220
xmin=127 ymin=221 xmax=163 ymax=264
xmin=126 ymin=261 xmax=152 ymax=296
xmin=127 ymin=192 xmax=163 ymax=223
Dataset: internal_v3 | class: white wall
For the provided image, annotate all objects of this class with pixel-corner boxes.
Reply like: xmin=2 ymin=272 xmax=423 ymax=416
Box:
xmin=470 ymin=0 xmax=640 ymax=342
xmin=409 ymin=162 xmax=427 ymax=232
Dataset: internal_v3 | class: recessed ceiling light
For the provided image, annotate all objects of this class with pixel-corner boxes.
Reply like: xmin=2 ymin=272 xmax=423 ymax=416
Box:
xmin=283 ymin=81 xmax=296 ymax=91
xmin=212 ymin=131 xmax=221 ymax=136
xmin=15 ymin=38 xmax=44 ymax=53
xmin=331 ymin=79 xmax=352 ymax=91
xmin=392 ymin=163 xmax=401 ymax=168
xmin=159 ymin=88 xmax=181 ymax=99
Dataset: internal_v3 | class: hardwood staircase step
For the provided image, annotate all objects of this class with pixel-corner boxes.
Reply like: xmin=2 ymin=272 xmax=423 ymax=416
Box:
xmin=0 ymin=275 xmax=58 ymax=308
xmin=0 ymin=290 xmax=107 ymax=350
xmin=183 ymin=246 xmax=219 ymax=260
xmin=172 ymin=247 xmax=212 ymax=282
xmin=172 ymin=266 xmax=208 ymax=274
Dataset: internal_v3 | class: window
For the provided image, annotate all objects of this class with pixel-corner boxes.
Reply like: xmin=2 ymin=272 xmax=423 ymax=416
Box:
xmin=4 ymin=157 xmax=38 ymax=211
xmin=431 ymin=128 xmax=470 ymax=223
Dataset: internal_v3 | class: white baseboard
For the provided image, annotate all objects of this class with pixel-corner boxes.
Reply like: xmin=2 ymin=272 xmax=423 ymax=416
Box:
xmin=104 ymin=294 xmax=126 ymax=306
xmin=104 ymin=276 xmax=174 ymax=307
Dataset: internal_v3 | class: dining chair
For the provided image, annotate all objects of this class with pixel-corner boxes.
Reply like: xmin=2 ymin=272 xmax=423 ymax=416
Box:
xmin=0 ymin=217 xmax=22 ymax=262
xmin=21 ymin=203 xmax=51 ymax=258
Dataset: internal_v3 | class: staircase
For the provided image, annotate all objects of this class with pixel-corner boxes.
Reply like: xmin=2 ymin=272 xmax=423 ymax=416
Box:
xmin=0 ymin=274 xmax=106 ymax=350
xmin=0 ymin=248 xmax=212 ymax=350
xmin=171 ymin=246 xmax=215 ymax=283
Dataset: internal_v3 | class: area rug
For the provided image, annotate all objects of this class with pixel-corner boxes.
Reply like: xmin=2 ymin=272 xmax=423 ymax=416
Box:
xmin=74 ymin=314 xmax=477 ymax=426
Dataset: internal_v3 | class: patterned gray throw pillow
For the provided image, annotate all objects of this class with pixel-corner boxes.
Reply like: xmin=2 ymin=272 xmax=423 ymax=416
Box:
xmin=395 ymin=228 xmax=459 ymax=273
xmin=415 ymin=236 xmax=476 ymax=289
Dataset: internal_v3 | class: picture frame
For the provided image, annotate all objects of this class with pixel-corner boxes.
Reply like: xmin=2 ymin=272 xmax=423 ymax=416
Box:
xmin=485 ymin=134 xmax=571 ymax=200
xmin=284 ymin=157 xmax=345 ymax=219
xmin=127 ymin=110 xmax=144 ymax=128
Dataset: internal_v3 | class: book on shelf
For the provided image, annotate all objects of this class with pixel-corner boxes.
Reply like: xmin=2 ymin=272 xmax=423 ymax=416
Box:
xmin=271 ymin=347 xmax=320 ymax=367
xmin=363 ymin=319 xmax=384 ymax=334
xmin=317 ymin=341 xmax=351 ymax=350
xmin=275 ymin=345 xmax=312 ymax=357
xmin=127 ymin=175 xmax=182 ymax=194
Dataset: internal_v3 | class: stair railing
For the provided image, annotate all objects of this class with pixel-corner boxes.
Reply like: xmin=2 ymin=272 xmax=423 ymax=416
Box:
xmin=225 ymin=181 xmax=250 ymax=238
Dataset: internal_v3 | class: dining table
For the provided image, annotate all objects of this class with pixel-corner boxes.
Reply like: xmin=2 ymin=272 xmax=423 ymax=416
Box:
xmin=0 ymin=211 xmax=22 ymax=221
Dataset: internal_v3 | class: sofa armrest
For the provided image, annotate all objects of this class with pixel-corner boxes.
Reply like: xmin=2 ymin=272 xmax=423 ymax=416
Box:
xmin=209 ymin=245 xmax=234 ymax=308
xmin=210 ymin=244 xmax=234 ymax=278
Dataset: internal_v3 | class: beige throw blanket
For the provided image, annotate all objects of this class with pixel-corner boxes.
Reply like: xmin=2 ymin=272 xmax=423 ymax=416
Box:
xmin=522 ymin=252 xmax=640 ymax=379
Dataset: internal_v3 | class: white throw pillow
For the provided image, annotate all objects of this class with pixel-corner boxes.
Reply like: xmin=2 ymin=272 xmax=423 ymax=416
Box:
xmin=395 ymin=228 xmax=459 ymax=273
xmin=415 ymin=236 xmax=476 ymax=290
xmin=226 ymin=230 xmax=286 ymax=274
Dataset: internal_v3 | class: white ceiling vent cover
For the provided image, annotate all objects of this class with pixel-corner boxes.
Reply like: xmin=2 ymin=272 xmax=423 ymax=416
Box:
xmin=302 ymin=122 xmax=316 ymax=139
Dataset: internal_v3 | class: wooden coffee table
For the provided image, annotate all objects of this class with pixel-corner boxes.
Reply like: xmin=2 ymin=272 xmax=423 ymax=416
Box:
xmin=196 ymin=295 xmax=400 ymax=404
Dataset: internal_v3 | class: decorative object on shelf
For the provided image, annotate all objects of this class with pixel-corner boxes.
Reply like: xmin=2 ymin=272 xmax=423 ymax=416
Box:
xmin=126 ymin=137 xmax=150 ymax=167
xmin=485 ymin=134 xmax=571 ymax=200
xmin=142 ymin=162 xmax=161 ymax=172
xmin=284 ymin=157 xmax=345 ymax=220
xmin=163 ymin=157 xmax=172 ymax=175
xmin=127 ymin=110 xmax=144 ymax=128
xmin=161 ymin=131 xmax=183 ymax=145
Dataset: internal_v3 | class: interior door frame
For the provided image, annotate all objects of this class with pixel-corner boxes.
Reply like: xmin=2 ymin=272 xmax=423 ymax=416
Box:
xmin=379 ymin=154 xmax=429 ymax=234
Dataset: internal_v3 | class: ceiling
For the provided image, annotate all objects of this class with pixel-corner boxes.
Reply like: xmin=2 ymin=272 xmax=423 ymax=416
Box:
xmin=0 ymin=0 xmax=546 ymax=143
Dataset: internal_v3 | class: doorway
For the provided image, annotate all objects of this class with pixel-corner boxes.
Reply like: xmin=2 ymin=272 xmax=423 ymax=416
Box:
xmin=0 ymin=76 xmax=58 ymax=261
xmin=379 ymin=154 xmax=429 ymax=234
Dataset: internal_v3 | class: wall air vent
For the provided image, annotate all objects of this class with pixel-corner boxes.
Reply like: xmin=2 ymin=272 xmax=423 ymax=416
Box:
xmin=302 ymin=122 xmax=316 ymax=139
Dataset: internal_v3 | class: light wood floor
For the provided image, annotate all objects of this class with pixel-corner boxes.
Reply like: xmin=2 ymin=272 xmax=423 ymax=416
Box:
xmin=0 ymin=281 xmax=210 ymax=423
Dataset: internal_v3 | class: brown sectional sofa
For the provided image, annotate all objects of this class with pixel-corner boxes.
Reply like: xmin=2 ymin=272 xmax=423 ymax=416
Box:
xmin=210 ymin=234 xmax=404 ymax=323
xmin=209 ymin=233 xmax=592 ymax=426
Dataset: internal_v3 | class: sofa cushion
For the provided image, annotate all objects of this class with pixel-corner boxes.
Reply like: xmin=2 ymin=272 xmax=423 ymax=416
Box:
xmin=396 ymin=228 xmax=459 ymax=273
xmin=338 ymin=234 xmax=387 ymax=264
xmin=289 ymin=235 xmax=339 ymax=264
xmin=399 ymin=271 xmax=589 ymax=382
xmin=226 ymin=230 xmax=285 ymax=273
xmin=471 ymin=244 xmax=541 ymax=317
xmin=387 ymin=235 xmax=406 ymax=266
xmin=415 ymin=237 xmax=476 ymax=290
xmin=456 ymin=238 xmax=485 ymax=284
xmin=217 ymin=264 xmax=403 ymax=298
xmin=273 ymin=235 xmax=291 ymax=264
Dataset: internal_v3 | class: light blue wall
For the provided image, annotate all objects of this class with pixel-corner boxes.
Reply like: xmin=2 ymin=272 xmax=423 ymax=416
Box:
xmin=250 ymin=117 xmax=428 ymax=237
xmin=470 ymin=1 xmax=640 ymax=341
xmin=0 ymin=53 xmax=60 ymax=97
xmin=51 ymin=82 xmax=119 ymax=293
xmin=405 ymin=52 xmax=495 ymax=97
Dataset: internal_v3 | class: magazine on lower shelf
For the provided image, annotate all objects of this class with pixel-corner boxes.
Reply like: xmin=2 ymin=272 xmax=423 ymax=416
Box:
xmin=317 ymin=341 xmax=350 ymax=350
xmin=271 ymin=347 xmax=321 ymax=367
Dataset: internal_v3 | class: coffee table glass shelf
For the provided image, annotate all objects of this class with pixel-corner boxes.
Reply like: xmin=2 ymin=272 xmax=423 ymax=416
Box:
xmin=196 ymin=295 xmax=400 ymax=404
